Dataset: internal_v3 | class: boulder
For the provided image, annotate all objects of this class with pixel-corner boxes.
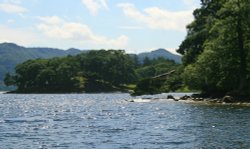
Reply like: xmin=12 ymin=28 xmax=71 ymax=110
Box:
xmin=167 ymin=95 xmax=178 ymax=101
xmin=222 ymin=96 xmax=235 ymax=103
xmin=167 ymin=95 xmax=175 ymax=100
xmin=180 ymin=95 xmax=190 ymax=100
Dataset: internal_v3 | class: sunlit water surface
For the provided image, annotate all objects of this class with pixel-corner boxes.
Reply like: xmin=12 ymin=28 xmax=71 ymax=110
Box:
xmin=0 ymin=93 xmax=249 ymax=148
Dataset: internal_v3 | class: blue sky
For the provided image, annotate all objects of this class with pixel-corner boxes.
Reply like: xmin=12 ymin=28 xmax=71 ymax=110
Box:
xmin=0 ymin=0 xmax=200 ymax=54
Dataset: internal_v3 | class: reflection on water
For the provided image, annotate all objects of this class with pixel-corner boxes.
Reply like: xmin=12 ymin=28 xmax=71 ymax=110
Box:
xmin=0 ymin=93 xmax=249 ymax=148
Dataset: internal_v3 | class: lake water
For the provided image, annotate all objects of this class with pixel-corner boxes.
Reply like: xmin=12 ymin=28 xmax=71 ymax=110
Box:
xmin=0 ymin=93 xmax=249 ymax=148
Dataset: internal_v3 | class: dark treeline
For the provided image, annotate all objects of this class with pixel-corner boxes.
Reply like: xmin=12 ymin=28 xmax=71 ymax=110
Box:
xmin=4 ymin=50 xmax=180 ymax=93
xmin=133 ymin=58 xmax=183 ymax=95
xmin=178 ymin=0 xmax=250 ymax=100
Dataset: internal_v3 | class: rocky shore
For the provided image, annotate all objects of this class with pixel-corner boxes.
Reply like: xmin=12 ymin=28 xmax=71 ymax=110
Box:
xmin=167 ymin=94 xmax=250 ymax=106
xmin=128 ymin=94 xmax=250 ymax=106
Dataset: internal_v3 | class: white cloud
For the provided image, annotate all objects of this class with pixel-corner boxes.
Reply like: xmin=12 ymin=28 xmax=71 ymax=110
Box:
xmin=3 ymin=0 xmax=21 ymax=4
xmin=118 ymin=3 xmax=193 ymax=32
xmin=37 ymin=16 xmax=63 ymax=25
xmin=37 ymin=16 xmax=128 ymax=48
xmin=81 ymin=0 xmax=108 ymax=15
xmin=0 ymin=25 xmax=37 ymax=45
xmin=0 ymin=3 xmax=27 ymax=14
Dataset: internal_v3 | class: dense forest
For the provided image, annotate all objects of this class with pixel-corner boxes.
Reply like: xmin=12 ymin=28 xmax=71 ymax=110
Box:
xmin=4 ymin=50 xmax=180 ymax=93
xmin=178 ymin=0 xmax=250 ymax=99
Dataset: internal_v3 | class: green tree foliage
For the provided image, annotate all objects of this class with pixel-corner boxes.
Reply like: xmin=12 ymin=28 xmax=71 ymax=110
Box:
xmin=5 ymin=50 xmax=138 ymax=93
xmin=134 ymin=78 xmax=164 ymax=95
xmin=136 ymin=57 xmax=178 ymax=79
xmin=78 ymin=50 xmax=137 ymax=86
xmin=178 ymin=0 xmax=225 ymax=65
xmin=133 ymin=58 xmax=182 ymax=95
xmin=181 ymin=0 xmax=250 ymax=98
xmin=143 ymin=57 xmax=151 ymax=66
xmin=4 ymin=73 xmax=15 ymax=86
xmin=162 ymin=66 xmax=184 ymax=92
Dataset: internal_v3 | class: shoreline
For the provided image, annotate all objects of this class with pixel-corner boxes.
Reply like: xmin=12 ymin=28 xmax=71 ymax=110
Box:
xmin=175 ymin=98 xmax=250 ymax=106
xmin=0 ymin=91 xmax=7 ymax=94
xmin=129 ymin=93 xmax=250 ymax=106
xmin=167 ymin=94 xmax=250 ymax=106
xmin=129 ymin=97 xmax=250 ymax=106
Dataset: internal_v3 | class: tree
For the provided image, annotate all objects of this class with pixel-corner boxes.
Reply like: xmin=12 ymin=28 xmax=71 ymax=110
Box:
xmin=36 ymin=68 xmax=56 ymax=89
xmin=4 ymin=73 xmax=15 ymax=86
xmin=143 ymin=57 xmax=151 ymax=66
xmin=181 ymin=0 xmax=250 ymax=97
xmin=81 ymin=50 xmax=137 ymax=86
xmin=14 ymin=59 xmax=47 ymax=91
xmin=178 ymin=0 xmax=225 ymax=65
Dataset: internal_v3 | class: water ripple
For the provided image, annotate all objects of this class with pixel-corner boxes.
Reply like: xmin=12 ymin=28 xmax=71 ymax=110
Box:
xmin=0 ymin=93 xmax=249 ymax=148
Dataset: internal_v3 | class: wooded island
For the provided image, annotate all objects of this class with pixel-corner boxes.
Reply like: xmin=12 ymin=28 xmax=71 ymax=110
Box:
xmin=4 ymin=50 xmax=181 ymax=94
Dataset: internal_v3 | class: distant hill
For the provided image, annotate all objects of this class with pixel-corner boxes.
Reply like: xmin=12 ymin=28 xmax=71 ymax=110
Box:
xmin=0 ymin=43 xmax=83 ymax=90
xmin=137 ymin=48 xmax=182 ymax=64
xmin=0 ymin=43 xmax=182 ymax=90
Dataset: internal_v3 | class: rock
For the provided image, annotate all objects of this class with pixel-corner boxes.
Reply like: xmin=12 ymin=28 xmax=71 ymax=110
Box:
xmin=200 ymin=98 xmax=205 ymax=101
xmin=167 ymin=95 xmax=175 ymax=100
xmin=209 ymin=99 xmax=218 ymax=103
xmin=167 ymin=95 xmax=178 ymax=101
xmin=210 ymin=98 xmax=221 ymax=103
xmin=127 ymin=99 xmax=134 ymax=102
xmin=180 ymin=95 xmax=190 ymax=100
xmin=222 ymin=96 xmax=234 ymax=103
xmin=193 ymin=97 xmax=203 ymax=101
xmin=191 ymin=94 xmax=200 ymax=98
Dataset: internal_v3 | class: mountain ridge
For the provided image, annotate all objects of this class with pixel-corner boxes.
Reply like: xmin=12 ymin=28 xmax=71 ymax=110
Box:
xmin=137 ymin=48 xmax=181 ymax=63
xmin=0 ymin=42 xmax=181 ymax=90
xmin=0 ymin=43 xmax=84 ymax=90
